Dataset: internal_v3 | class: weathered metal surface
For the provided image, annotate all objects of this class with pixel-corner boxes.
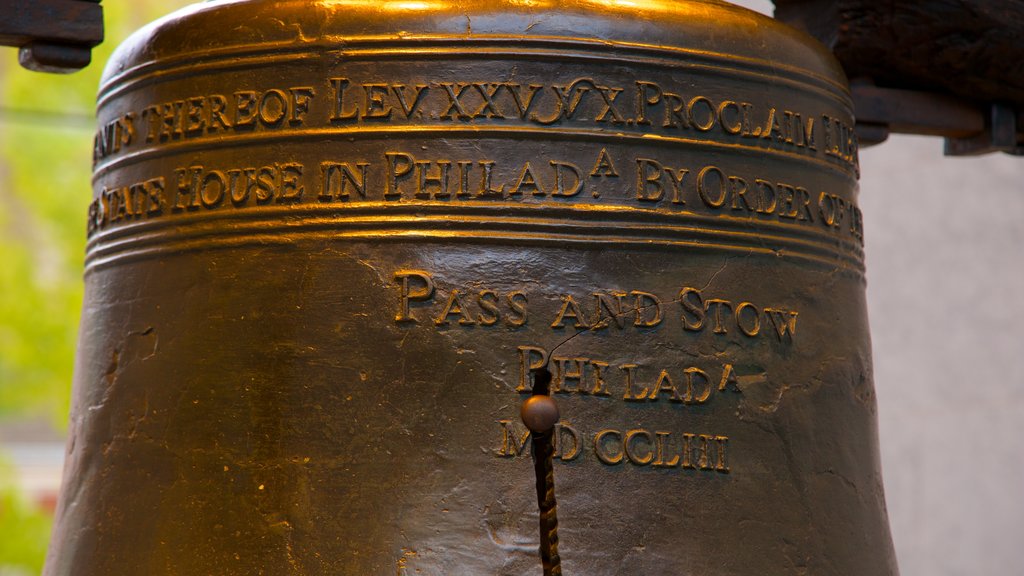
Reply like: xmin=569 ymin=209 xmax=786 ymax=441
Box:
xmin=47 ymin=1 xmax=897 ymax=574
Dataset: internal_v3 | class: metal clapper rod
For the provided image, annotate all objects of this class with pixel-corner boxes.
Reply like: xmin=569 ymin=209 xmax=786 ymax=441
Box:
xmin=521 ymin=367 xmax=563 ymax=576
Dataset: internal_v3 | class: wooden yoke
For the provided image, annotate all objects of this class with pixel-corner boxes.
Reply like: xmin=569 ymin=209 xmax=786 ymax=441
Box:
xmin=773 ymin=0 xmax=1024 ymax=154
xmin=0 ymin=0 xmax=103 ymax=73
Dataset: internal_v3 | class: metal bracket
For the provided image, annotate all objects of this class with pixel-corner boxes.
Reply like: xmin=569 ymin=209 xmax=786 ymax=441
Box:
xmin=944 ymin=103 xmax=1022 ymax=156
xmin=851 ymin=81 xmax=1024 ymax=156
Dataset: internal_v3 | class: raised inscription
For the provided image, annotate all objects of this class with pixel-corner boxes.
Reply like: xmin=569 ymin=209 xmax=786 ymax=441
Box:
xmin=496 ymin=419 xmax=730 ymax=474
xmin=516 ymin=345 xmax=750 ymax=403
xmin=88 ymin=145 xmax=865 ymax=246
xmin=94 ymin=76 xmax=859 ymax=172
xmin=388 ymin=270 xmax=788 ymax=476
xmin=140 ymin=87 xmax=314 ymax=143
xmin=390 ymin=270 xmax=801 ymax=344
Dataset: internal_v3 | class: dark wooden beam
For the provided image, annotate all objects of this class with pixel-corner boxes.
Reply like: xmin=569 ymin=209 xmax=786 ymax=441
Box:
xmin=773 ymin=0 xmax=1024 ymax=105
xmin=774 ymin=0 xmax=1024 ymax=154
xmin=0 ymin=0 xmax=103 ymax=73
xmin=0 ymin=0 xmax=102 ymax=48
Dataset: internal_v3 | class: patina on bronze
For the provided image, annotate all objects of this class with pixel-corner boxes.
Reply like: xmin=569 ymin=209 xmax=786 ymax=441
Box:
xmin=47 ymin=1 xmax=898 ymax=574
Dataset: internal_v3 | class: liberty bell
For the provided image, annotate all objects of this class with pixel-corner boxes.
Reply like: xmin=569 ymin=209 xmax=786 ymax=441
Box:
xmin=47 ymin=1 xmax=898 ymax=574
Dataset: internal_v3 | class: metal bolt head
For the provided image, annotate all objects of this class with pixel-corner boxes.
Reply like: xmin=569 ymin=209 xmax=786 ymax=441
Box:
xmin=520 ymin=395 xmax=559 ymax=434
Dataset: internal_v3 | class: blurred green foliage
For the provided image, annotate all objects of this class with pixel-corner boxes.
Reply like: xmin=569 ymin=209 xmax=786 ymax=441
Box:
xmin=0 ymin=462 xmax=51 ymax=575
xmin=0 ymin=0 xmax=195 ymax=425
xmin=0 ymin=3 xmax=197 ymax=573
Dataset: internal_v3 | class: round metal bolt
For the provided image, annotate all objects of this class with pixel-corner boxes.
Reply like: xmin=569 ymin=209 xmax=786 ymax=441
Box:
xmin=520 ymin=395 xmax=559 ymax=434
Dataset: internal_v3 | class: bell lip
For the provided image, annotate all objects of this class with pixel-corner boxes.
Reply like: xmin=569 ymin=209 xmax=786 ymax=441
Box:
xmin=97 ymin=0 xmax=849 ymax=101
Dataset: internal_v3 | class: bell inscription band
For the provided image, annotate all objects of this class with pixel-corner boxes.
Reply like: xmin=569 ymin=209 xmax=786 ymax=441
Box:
xmin=47 ymin=1 xmax=898 ymax=574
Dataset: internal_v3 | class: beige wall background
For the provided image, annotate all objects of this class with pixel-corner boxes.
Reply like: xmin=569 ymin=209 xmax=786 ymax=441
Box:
xmin=860 ymin=136 xmax=1024 ymax=576
xmin=733 ymin=1 xmax=1024 ymax=573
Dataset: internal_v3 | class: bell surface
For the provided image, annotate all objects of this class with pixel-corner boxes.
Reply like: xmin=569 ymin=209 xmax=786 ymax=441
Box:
xmin=48 ymin=1 xmax=898 ymax=574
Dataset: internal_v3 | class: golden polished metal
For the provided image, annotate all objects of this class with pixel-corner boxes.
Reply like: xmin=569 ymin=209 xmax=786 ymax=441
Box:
xmin=47 ymin=1 xmax=898 ymax=574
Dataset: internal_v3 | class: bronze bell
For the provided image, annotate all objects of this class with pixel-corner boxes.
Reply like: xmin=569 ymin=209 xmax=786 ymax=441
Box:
xmin=47 ymin=1 xmax=898 ymax=574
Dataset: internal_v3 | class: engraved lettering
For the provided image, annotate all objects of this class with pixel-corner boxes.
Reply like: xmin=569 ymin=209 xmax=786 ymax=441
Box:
xmin=696 ymin=165 xmax=727 ymax=208
xmin=173 ymin=166 xmax=203 ymax=211
xmin=394 ymin=270 xmax=435 ymax=323
xmin=678 ymin=287 xmax=799 ymax=341
xmin=506 ymin=292 xmax=528 ymax=327
xmin=233 ymin=91 xmax=258 ymax=127
xmin=257 ymin=89 xmax=289 ymax=126
xmin=506 ymin=84 xmax=543 ymax=120
xmin=330 ymin=78 xmax=360 ymax=121
xmin=765 ymin=307 xmax=799 ymax=341
xmin=624 ymin=429 xmax=654 ymax=465
xmin=735 ymin=302 xmax=760 ymax=336
xmin=705 ymin=299 xmax=733 ymax=334
xmin=391 ymin=84 xmax=429 ymax=119
xmin=631 ymin=291 xmax=663 ymax=327
xmin=517 ymin=345 xmax=548 ymax=392
xmin=654 ymin=431 xmax=680 ymax=467
xmin=496 ymin=420 xmax=581 ymax=461
xmin=685 ymin=367 xmax=712 ymax=404
xmin=553 ymin=357 xmax=586 ymax=394
xmin=551 ymin=294 xmax=589 ymax=329
xmin=508 ymin=162 xmax=543 ymax=197
xmin=439 ymin=82 xmax=473 ymax=120
xmin=496 ymin=419 xmax=530 ymax=457
xmin=288 ymin=87 xmax=314 ymax=124
xmin=199 ymin=169 xmax=227 ymax=208
xmin=593 ymin=428 xmax=729 ymax=473
xmin=549 ymin=161 xmax=584 ymax=197
xmin=594 ymin=429 xmax=624 ymax=465
xmin=555 ymin=422 xmax=582 ymax=461
xmin=621 ymin=363 xmax=646 ymax=401
xmin=718 ymin=101 xmax=742 ymax=135
xmin=88 ymin=176 xmax=165 ymax=235
xmin=556 ymin=79 xmax=592 ymax=120
xmin=636 ymin=158 xmax=665 ymax=202
xmin=415 ymin=160 xmax=452 ymax=199
xmin=434 ymin=289 xmax=477 ymax=326
xmin=385 ymin=152 xmax=414 ymax=199
xmin=319 ymin=162 xmax=370 ymax=201
xmin=635 ymin=158 xmax=687 ymax=204
xmin=476 ymin=290 xmax=500 ymax=326
xmin=718 ymin=363 xmax=740 ymax=392
xmin=589 ymin=148 xmax=619 ymax=178
xmin=594 ymin=85 xmax=626 ymax=124
xmin=592 ymin=291 xmax=627 ymax=330
xmin=93 ymin=113 xmax=135 ymax=161
xmin=680 ymin=287 xmax=705 ymax=331
xmin=361 ymin=84 xmax=393 ymax=120
xmin=649 ymin=370 xmax=682 ymax=402
xmin=687 ymin=96 xmax=716 ymax=131
xmin=472 ymin=83 xmax=505 ymax=119
xmin=635 ymin=81 xmax=662 ymax=126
